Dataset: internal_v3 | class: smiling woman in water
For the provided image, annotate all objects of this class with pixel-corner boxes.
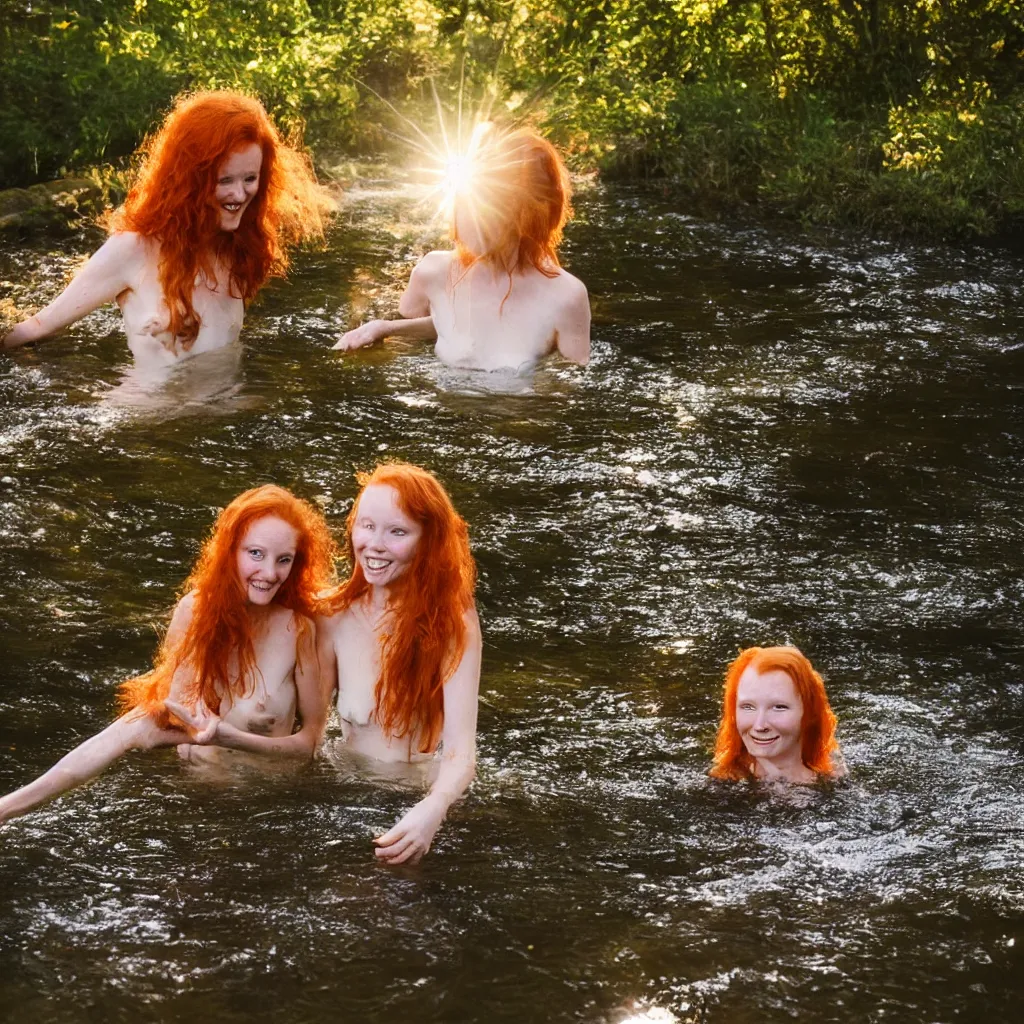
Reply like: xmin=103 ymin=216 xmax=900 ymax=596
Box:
xmin=0 ymin=485 xmax=337 ymax=823
xmin=315 ymin=462 xmax=482 ymax=865
xmin=2 ymin=91 xmax=332 ymax=369
xmin=709 ymin=646 xmax=844 ymax=784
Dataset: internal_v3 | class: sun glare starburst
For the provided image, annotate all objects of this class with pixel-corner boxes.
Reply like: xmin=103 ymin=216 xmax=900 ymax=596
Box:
xmin=356 ymin=77 xmax=503 ymax=225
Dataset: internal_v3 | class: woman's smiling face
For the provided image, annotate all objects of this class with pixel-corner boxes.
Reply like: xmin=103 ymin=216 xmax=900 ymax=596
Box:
xmin=350 ymin=484 xmax=422 ymax=588
xmin=215 ymin=143 xmax=262 ymax=231
xmin=735 ymin=666 xmax=805 ymax=772
xmin=235 ymin=515 xmax=299 ymax=605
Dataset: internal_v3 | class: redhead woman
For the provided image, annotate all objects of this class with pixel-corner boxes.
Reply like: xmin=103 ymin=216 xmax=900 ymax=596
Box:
xmin=709 ymin=646 xmax=845 ymax=784
xmin=0 ymin=485 xmax=337 ymax=823
xmin=335 ymin=126 xmax=590 ymax=370
xmin=2 ymin=91 xmax=330 ymax=367
xmin=314 ymin=462 xmax=482 ymax=864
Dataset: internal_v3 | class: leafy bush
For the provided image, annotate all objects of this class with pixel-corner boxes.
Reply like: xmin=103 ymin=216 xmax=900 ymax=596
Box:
xmin=1 ymin=0 xmax=1021 ymax=237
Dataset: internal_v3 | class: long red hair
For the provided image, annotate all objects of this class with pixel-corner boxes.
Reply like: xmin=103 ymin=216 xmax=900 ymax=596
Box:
xmin=452 ymin=126 xmax=571 ymax=281
xmin=109 ymin=90 xmax=331 ymax=350
xmin=324 ymin=463 xmax=477 ymax=753
xmin=709 ymin=646 xmax=840 ymax=781
xmin=119 ymin=485 xmax=337 ymax=723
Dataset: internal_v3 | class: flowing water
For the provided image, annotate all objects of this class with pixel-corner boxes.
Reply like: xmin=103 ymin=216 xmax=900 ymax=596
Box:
xmin=0 ymin=178 xmax=1022 ymax=1023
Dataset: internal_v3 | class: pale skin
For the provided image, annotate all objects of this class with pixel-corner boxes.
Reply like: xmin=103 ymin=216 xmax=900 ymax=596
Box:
xmin=317 ymin=483 xmax=482 ymax=865
xmin=0 ymin=514 xmax=328 ymax=823
xmin=335 ymin=189 xmax=591 ymax=369
xmin=735 ymin=666 xmax=818 ymax=784
xmin=1 ymin=144 xmax=262 ymax=369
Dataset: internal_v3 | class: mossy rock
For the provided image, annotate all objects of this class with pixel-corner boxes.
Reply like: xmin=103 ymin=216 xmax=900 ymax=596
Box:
xmin=0 ymin=178 xmax=106 ymax=234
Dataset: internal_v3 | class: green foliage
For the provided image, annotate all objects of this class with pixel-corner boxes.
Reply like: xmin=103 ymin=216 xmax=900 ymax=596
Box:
xmin=1 ymin=0 xmax=1022 ymax=237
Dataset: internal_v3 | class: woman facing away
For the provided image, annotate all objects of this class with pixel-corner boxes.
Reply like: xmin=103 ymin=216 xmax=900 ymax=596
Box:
xmin=315 ymin=462 xmax=482 ymax=865
xmin=709 ymin=646 xmax=845 ymax=785
xmin=335 ymin=126 xmax=591 ymax=371
xmin=2 ymin=91 xmax=331 ymax=369
xmin=0 ymin=485 xmax=337 ymax=823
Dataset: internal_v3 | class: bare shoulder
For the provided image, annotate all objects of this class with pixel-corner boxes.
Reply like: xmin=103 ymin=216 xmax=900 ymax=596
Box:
xmin=88 ymin=231 xmax=153 ymax=279
xmin=829 ymin=748 xmax=849 ymax=779
xmin=314 ymin=609 xmax=345 ymax=640
xmin=99 ymin=230 xmax=150 ymax=261
xmin=283 ymin=607 xmax=314 ymax=635
xmin=414 ymin=249 xmax=455 ymax=282
xmin=167 ymin=590 xmax=197 ymax=637
xmin=553 ymin=268 xmax=589 ymax=305
xmin=463 ymin=604 xmax=482 ymax=641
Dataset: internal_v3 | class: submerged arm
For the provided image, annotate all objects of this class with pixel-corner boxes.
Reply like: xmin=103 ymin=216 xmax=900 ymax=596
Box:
xmin=374 ymin=608 xmax=482 ymax=865
xmin=333 ymin=316 xmax=436 ymax=351
xmin=0 ymin=595 xmax=196 ymax=823
xmin=2 ymin=232 xmax=140 ymax=350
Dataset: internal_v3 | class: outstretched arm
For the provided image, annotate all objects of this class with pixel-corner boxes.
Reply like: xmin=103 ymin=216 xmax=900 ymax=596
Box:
xmin=2 ymin=232 xmax=141 ymax=350
xmin=374 ymin=608 xmax=482 ymax=865
xmin=333 ymin=316 xmax=436 ymax=352
xmin=0 ymin=591 xmax=196 ymax=823
xmin=333 ymin=252 xmax=443 ymax=352
xmin=0 ymin=711 xmax=188 ymax=823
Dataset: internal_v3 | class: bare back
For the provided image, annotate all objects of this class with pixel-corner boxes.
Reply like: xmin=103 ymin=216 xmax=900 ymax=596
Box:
xmin=401 ymin=250 xmax=590 ymax=371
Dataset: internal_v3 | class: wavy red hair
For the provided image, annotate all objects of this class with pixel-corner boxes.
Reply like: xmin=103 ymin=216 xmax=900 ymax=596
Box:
xmin=109 ymin=90 xmax=332 ymax=350
xmin=710 ymin=646 xmax=840 ymax=781
xmin=452 ymin=126 xmax=571 ymax=282
xmin=324 ymin=463 xmax=476 ymax=753
xmin=119 ymin=485 xmax=337 ymax=724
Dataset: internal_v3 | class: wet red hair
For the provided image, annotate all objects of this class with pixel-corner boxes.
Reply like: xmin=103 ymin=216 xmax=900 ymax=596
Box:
xmin=710 ymin=646 xmax=840 ymax=781
xmin=452 ymin=126 xmax=571 ymax=281
xmin=109 ymin=90 xmax=332 ymax=350
xmin=118 ymin=485 xmax=337 ymax=725
xmin=324 ymin=463 xmax=476 ymax=753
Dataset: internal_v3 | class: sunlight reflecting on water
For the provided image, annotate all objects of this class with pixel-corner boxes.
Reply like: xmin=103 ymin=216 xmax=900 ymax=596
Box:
xmin=1 ymin=179 xmax=1023 ymax=1021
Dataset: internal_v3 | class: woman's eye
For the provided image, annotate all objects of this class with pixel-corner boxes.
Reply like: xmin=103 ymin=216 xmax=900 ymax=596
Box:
xmin=249 ymin=549 xmax=263 ymax=559
xmin=392 ymin=528 xmax=406 ymax=536
xmin=246 ymin=175 xmax=258 ymax=183
xmin=278 ymin=556 xmax=293 ymax=565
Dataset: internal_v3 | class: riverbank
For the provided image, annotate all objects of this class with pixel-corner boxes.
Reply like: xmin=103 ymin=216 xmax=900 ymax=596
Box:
xmin=3 ymin=3 xmax=1020 ymax=242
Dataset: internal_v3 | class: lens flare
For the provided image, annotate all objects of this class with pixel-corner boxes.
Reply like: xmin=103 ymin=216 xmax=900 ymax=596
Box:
xmin=355 ymin=76 xmax=501 ymax=225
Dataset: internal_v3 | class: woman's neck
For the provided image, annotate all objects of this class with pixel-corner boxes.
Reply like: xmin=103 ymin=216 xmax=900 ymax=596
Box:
xmin=365 ymin=584 xmax=391 ymax=616
xmin=753 ymin=752 xmax=816 ymax=785
xmin=244 ymin=601 xmax=275 ymax=630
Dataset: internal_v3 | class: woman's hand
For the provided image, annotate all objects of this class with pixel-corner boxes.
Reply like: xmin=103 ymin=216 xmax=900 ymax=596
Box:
xmin=164 ymin=700 xmax=220 ymax=745
xmin=373 ymin=792 xmax=448 ymax=865
xmin=333 ymin=320 xmax=388 ymax=351
xmin=2 ymin=318 xmax=43 ymax=350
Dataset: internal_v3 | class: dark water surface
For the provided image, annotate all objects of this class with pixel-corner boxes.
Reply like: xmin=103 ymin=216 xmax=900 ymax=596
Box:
xmin=1 ymin=181 xmax=1022 ymax=1023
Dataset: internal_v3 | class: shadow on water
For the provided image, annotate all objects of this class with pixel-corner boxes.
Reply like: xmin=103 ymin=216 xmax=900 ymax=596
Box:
xmin=1 ymin=179 xmax=1023 ymax=1022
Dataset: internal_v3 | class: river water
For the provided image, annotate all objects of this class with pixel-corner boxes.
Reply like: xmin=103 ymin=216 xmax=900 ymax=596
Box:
xmin=0 ymin=178 xmax=1022 ymax=1022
